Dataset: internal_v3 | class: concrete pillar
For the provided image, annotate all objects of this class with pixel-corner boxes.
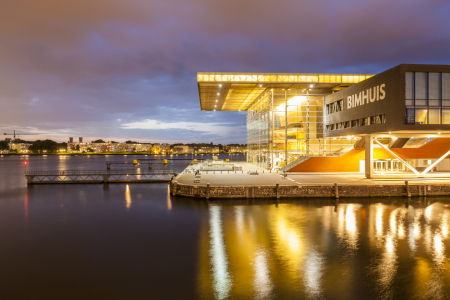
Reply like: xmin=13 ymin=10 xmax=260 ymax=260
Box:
xmin=106 ymin=164 xmax=110 ymax=170
xmin=103 ymin=175 xmax=109 ymax=183
xmin=26 ymin=176 xmax=34 ymax=184
xmin=365 ymin=134 xmax=373 ymax=178
xmin=206 ymin=183 xmax=210 ymax=200
xmin=276 ymin=183 xmax=280 ymax=199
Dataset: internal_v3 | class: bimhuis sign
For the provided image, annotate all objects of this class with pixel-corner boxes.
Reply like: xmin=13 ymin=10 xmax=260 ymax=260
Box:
xmin=347 ymin=84 xmax=385 ymax=109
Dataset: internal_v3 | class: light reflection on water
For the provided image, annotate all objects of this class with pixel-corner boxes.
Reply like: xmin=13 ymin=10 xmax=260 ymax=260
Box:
xmin=200 ymin=200 xmax=450 ymax=299
xmin=4 ymin=155 xmax=450 ymax=299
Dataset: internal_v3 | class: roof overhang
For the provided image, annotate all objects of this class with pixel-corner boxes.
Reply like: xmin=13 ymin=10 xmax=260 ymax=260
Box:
xmin=197 ymin=72 xmax=374 ymax=111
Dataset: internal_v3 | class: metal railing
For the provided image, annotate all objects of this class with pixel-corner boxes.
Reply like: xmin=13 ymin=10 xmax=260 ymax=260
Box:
xmin=279 ymin=156 xmax=310 ymax=172
xmin=25 ymin=170 xmax=176 ymax=176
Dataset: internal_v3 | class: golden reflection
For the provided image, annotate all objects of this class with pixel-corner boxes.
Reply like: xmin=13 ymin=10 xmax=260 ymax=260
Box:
xmin=376 ymin=233 xmax=398 ymax=299
xmin=234 ymin=206 xmax=244 ymax=236
xmin=167 ymin=186 xmax=172 ymax=211
xmin=433 ymin=234 xmax=445 ymax=265
xmin=268 ymin=205 xmax=305 ymax=286
xmin=125 ymin=185 xmax=132 ymax=210
xmin=441 ymin=211 xmax=449 ymax=238
xmin=253 ymin=249 xmax=272 ymax=299
xmin=425 ymin=205 xmax=432 ymax=220
xmin=335 ymin=204 xmax=360 ymax=250
xmin=376 ymin=204 xmax=384 ymax=236
xmin=196 ymin=202 xmax=450 ymax=299
xmin=209 ymin=206 xmax=231 ymax=299
xmin=304 ymin=249 xmax=324 ymax=298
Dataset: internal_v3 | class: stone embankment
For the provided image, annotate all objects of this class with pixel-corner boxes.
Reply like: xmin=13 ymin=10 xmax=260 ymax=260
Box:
xmin=169 ymin=180 xmax=450 ymax=199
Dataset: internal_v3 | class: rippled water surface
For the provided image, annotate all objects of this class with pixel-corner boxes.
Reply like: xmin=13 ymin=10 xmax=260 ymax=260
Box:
xmin=1 ymin=154 xmax=450 ymax=299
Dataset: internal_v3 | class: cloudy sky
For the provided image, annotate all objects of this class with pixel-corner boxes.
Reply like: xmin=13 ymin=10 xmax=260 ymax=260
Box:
xmin=1 ymin=0 xmax=449 ymax=144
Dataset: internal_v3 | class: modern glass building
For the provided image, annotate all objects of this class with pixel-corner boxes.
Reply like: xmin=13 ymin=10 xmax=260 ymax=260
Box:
xmin=197 ymin=65 xmax=450 ymax=177
xmin=197 ymin=72 xmax=372 ymax=169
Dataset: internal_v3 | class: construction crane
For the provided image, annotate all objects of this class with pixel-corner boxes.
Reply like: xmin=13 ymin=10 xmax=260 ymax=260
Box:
xmin=3 ymin=130 xmax=38 ymax=142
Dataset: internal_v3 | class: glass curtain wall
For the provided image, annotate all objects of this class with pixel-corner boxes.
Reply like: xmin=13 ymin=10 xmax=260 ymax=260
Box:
xmin=247 ymin=88 xmax=354 ymax=169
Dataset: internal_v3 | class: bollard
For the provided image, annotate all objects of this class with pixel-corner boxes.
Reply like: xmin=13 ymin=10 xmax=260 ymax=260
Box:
xmin=276 ymin=183 xmax=280 ymax=199
xmin=206 ymin=183 xmax=210 ymax=200
xmin=405 ymin=181 xmax=411 ymax=198
xmin=334 ymin=183 xmax=339 ymax=199
xmin=423 ymin=185 xmax=427 ymax=197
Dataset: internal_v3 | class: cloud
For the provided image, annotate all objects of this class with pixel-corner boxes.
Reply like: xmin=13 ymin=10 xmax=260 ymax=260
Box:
xmin=121 ymin=119 xmax=245 ymax=137
xmin=1 ymin=0 xmax=450 ymax=144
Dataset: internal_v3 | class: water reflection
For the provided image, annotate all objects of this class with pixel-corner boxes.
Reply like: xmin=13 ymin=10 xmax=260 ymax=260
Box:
xmin=125 ymin=185 xmax=132 ymax=210
xmin=167 ymin=186 xmax=172 ymax=211
xmin=208 ymin=205 xmax=231 ymax=299
xmin=253 ymin=249 xmax=272 ymax=299
xmin=198 ymin=200 xmax=450 ymax=299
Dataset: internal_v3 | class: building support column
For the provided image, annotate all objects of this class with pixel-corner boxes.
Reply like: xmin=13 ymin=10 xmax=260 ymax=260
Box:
xmin=365 ymin=134 xmax=373 ymax=179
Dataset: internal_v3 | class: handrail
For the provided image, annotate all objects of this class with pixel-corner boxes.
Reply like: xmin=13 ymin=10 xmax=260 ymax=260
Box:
xmin=25 ymin=170 xmax=177 ymax=176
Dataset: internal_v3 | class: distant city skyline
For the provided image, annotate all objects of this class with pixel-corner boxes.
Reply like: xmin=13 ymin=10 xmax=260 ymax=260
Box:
xmin=1 ymin=0 xmax=450 ymax=144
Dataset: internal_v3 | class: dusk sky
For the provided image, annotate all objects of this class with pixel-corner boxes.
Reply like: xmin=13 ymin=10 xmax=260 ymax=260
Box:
xmin=1 ymin=0 xmax=450 ymax=144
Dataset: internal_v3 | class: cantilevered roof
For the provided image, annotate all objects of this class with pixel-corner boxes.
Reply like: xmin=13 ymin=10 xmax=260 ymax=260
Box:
xmin=198 ymin=72 xmax=374 ymax=111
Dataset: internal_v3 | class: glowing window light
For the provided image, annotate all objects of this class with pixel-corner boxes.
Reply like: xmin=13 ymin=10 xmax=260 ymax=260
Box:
xmin=275 ymin=96 xmax=307 ymax=111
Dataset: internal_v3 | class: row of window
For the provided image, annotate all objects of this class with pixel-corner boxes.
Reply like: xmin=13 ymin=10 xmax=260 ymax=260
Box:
xmin=405 ymin=72 xmax=450 ymax=100
xmin=325 ymin=115 xmax=386 ymax=131
xmin=406 ymin=108 xmax=450 ymax=124
xmin=326 ymin=100 xmax=343 ymax=114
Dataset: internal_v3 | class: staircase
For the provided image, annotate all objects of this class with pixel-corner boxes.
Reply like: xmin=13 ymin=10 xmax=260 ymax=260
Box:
xmin=279 ymin=156 xmax=310 ymax=172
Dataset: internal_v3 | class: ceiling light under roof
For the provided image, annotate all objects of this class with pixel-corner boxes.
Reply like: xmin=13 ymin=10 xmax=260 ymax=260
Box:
xmin=310 ymin=84 xmax=314 ymax=88
xmin=217 ymin=93 xmax=220 ymax=95
xmin=219 ymin=84 xmax=222 ymax=87
xmin=259 ymin=84 xmax=262 ymax=87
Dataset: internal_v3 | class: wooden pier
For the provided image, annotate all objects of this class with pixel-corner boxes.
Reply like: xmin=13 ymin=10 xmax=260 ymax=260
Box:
xmin=25 ymin=170 xmax=176 ymax=184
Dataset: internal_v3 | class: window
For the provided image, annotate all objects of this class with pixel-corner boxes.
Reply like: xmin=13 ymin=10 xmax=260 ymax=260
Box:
xmin=429 ymin=109 xmax=440 ymax=124
xmin=371 ymin=115 xmax=381 ymax=124
xmin=406 ymin=72 xmax=414 ymax=99
xmin=415 ymin=108 xmax=428 ymax=124
xmin=327 ymin=100 xmax=343 ymax=114
xmin=442 ymin=109 xmax=450 ymax=124
xmin=429 ymin=100 xmax=441 ymax=106
xmin=429 ymin=73 xmax=441 ymax=99
xmin=415 ymin=72 xmax=428 ymax=99
xmin=351 ymin=120 xmax=358 ymax=127
xmin=344 ymin=121 xmax=350 ymax=128
xmin=338 ymin=100 xmax=343 ymax=112
xmin=443 ymin=73 xmax=450 ymax=100
xmin=406 ymin=108 xmax=415 ymax=124
xmin=360 ymin=117 xmax=369 ymax=126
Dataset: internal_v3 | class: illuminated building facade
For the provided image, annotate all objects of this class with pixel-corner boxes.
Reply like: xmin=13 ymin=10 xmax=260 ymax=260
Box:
xmin=197 ymin=64 xmax=450 ymax=177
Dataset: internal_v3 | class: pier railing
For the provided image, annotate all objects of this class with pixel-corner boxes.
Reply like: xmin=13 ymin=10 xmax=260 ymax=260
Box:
xmin=25 ymin=170 xmax=175 ymax=176
xmin=25 ymin=169 xmax=177 ymax=184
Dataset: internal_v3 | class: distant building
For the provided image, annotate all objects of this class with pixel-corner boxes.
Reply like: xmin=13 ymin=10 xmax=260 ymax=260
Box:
xmin=10 ymin=143 xmax=31 ymax=153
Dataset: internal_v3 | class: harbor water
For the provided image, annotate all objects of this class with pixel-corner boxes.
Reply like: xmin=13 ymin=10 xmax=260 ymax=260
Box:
xmin=1 ymin=154 xmax=450 ymax=299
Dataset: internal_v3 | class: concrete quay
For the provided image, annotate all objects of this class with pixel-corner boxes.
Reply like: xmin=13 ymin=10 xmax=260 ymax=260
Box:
xmin=170 ymin=162 xmax=450 ymax=199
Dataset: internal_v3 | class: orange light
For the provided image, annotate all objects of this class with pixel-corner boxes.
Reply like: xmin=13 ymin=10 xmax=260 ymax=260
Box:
xmin=23 ymin=161 xmax=28 ymax=165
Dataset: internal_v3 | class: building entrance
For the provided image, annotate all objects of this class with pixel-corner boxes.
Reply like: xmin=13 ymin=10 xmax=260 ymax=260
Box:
xmin=373 ymin=159 xmax=403 ymax=173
